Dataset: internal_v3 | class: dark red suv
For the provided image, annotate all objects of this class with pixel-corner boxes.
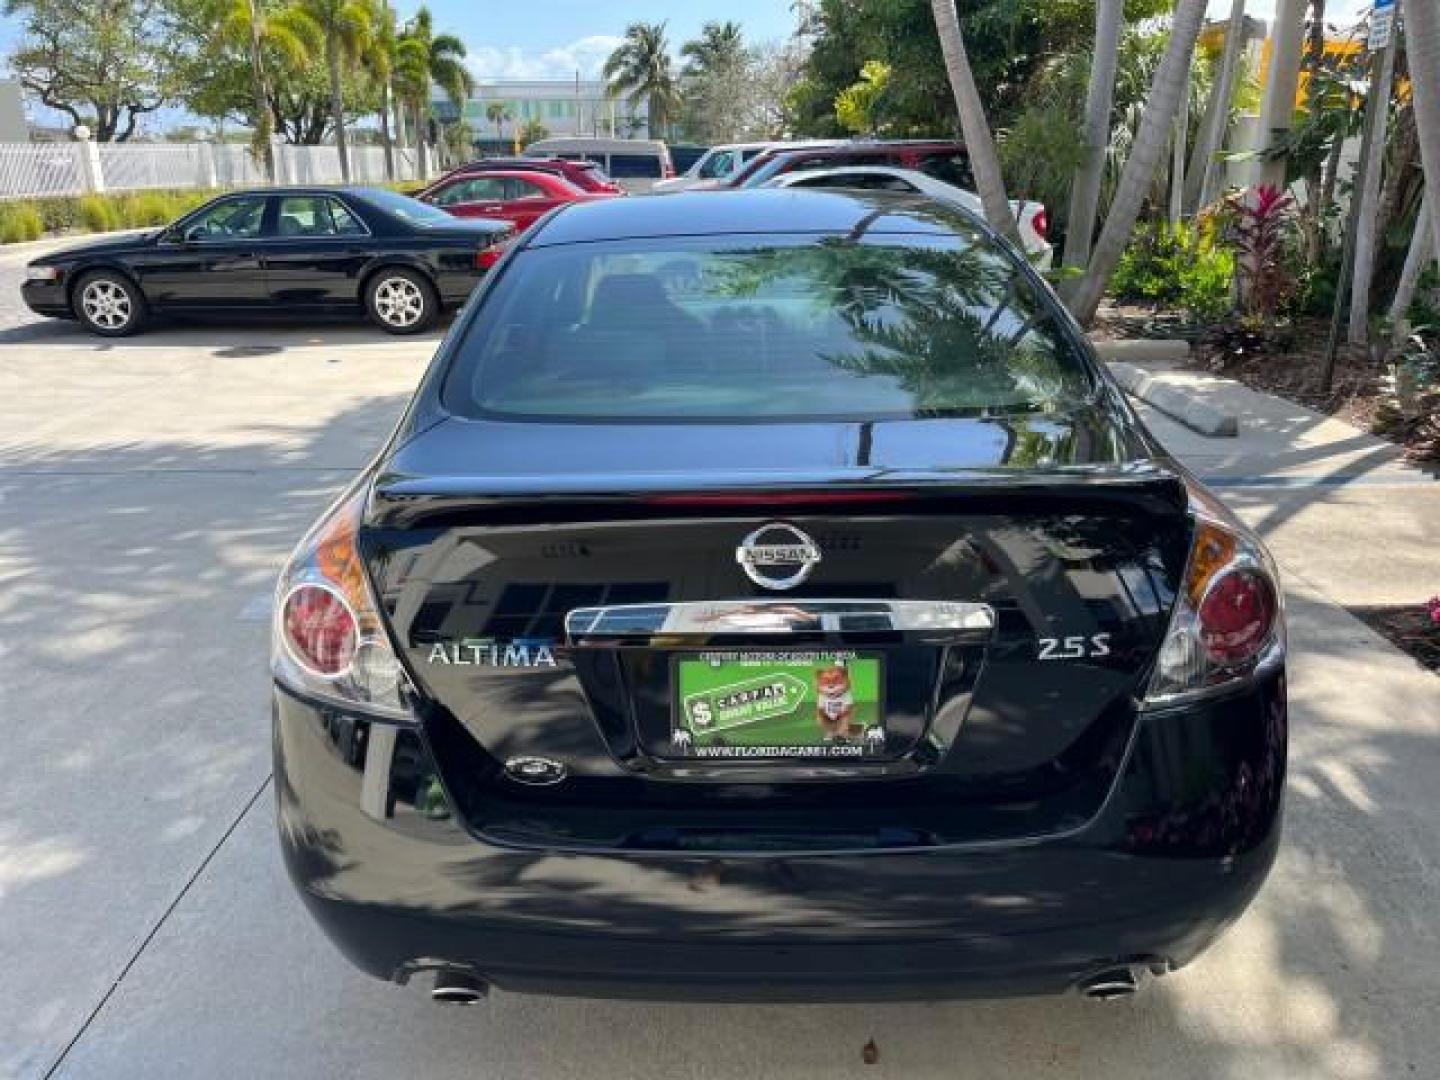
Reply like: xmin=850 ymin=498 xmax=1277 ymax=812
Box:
xmin=725 ymin=140 xmax=975 ymax=192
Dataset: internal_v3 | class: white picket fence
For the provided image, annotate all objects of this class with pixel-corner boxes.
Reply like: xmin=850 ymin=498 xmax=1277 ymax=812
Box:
xmin=0 ymin=139 xmax=431 ymax=200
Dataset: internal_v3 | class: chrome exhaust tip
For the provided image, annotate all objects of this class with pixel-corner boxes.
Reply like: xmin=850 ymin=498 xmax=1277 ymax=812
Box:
xmin=431 ymin=969 xmax=489 ymax=1005
xmin=1077 ymin=967 xmax=1139 ymax=1000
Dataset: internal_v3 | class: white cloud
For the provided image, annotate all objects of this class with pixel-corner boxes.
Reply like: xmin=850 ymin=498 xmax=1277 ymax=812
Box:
xmin=465 ymin=35 xmax=623 ymax=82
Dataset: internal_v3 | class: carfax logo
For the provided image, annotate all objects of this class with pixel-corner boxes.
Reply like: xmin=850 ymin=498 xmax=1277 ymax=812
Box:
xmin=427 ymin=638 xmax=558 ymax=668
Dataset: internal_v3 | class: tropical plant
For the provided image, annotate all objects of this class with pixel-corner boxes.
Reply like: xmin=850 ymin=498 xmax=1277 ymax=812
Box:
xmin=394 ymin=7 xmax=471 ymax=176
xmin=1111 ymin=218 xmax=1235 ymax=322
xmin=1184 ymin=0 xmax=1246 ymax=213
xmin=679 ymin=20 xmax=752 ymax=141
xmin=485 ymin=101 xmax=514 ymax=143
xmin=365 ymin=0 xmax=398 ymax=179
xmin=301 ymin=0 xmax=376 ymax=181
xmin=1068 ymin=0 xmax=1210 ymax=324
xmin=1347 ymin=18 xmax=1400 ymax=344
xmin=681 ymin=20 xmax=745 ymax=79
xmin=1225 ymin=183 xmax=1297 ymax=322
xmin=604 ymin=22 xmax=681 ymax=139
xmin=834 ymin=60 xmax=891 ymax=135
xmin=516 ymin=116 xmax=549 ymax=148
xmin=212 ymin=0 xmax=322 ymax=177
xmin=930 ymin=0 xmax=1020 ymax=244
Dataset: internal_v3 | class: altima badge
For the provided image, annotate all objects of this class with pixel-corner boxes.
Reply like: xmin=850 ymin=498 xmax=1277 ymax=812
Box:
xmin=736 ymin=523 xmax=822 ymax=591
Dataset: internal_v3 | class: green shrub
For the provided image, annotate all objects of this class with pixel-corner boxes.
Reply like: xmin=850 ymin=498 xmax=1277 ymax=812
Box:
xmin=77 ymin=194 xmax=121 ymax=233
xmin=0 ymin=202 xmax=45 ymax=243
xmin=1111 ymin=220 xmax=1236 ymax=324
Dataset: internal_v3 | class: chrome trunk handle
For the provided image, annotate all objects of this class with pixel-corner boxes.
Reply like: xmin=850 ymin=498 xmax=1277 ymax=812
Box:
xmin=565 ymin=599 xmax=996 ymax=647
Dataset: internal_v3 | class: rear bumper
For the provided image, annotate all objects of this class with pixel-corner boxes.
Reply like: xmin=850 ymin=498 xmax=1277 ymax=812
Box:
xmin=274 ymin=672 xmax=1285 ymax=1001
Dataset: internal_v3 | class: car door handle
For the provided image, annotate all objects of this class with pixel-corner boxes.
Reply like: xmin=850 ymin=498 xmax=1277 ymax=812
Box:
xmin=564 ymin=599 xmax=996 ymax=648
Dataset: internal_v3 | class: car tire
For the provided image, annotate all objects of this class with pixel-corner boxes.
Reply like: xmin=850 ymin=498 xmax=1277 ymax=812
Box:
xmin=73 ymin=270 xmax=146 ymax=337
xmin=365 ymin=268 xmax=438 ymax=335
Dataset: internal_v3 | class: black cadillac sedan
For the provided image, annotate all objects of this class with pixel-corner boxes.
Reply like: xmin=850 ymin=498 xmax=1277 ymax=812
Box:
xmin=21 ymin=187 xmax=512 ymax=336
xmin=273 ymin=189 xmax=1286 ymax=1004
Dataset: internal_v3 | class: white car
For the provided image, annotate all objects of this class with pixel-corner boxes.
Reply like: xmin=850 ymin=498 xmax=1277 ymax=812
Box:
xmin=655 ymin=140 xmax=843 ymax=193
xmin=763 ymin=165 xmax=1053 ymax=268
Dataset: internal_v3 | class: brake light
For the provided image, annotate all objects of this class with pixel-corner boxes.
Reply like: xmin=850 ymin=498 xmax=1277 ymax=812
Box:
xmin=1031 ymin=207 xmax=1049 ymax=240
xmin=1142 ymin=483 xmax=1284 ymax=707
xmin=273 ymin=485 xmax=413 ymax=719
xmin=475 ymin=236 xmax=512 ymax=270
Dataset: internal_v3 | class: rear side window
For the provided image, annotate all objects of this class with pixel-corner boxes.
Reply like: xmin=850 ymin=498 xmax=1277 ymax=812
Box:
xmin=918 ymin=152 xmax=976 ymax=191
xmin=444 ymin=231 xmax=1091 ymax=423
xmin=607 ymin=153 xmax=662 ymax=179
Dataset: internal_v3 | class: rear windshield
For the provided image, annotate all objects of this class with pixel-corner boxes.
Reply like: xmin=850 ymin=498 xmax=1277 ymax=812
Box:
xmin=443 ymin=230 xmax=1092 ymax=423
xmin=352 ymin=188 xmax=453 ymax=225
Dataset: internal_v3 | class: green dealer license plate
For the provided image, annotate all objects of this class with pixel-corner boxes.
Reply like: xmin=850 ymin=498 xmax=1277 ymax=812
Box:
xmin=671 ymin=651 xmax=885 ymax=760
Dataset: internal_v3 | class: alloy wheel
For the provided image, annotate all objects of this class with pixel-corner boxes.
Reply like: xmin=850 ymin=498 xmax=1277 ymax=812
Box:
xmin=373 ymin=276 xmax=426 ymax=329
xmin=81 ymin=279 xmax=133 ymax=331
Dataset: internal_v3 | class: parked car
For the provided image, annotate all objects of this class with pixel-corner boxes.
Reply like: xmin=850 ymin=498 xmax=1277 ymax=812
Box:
xmin=415 ymin=169 xmax=614 ymax=233
xmin=274 ymin=188 xmax=1286 ymax=1004
xmin=725 ymin=139 xmax=978 ymax=192
xmin=766 ymin=164 xmax=1052 ymax=267
xmin=524 ymin=136 xmax=674 ymax=192
xmin=668 ymin=143 xmax=710 ymax=175
xmin=426 ymin=156 xmax=624 ymax=195
xmin=655 ymin=140 xmax=840 ymax=193
xmin=21 ymin=187 xmax=512 ymax=336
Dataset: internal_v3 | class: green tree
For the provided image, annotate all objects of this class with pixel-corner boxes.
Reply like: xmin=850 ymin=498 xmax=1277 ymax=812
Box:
xmin=4 ymin=0 xmax=182 ymax=140
xmin=679 ymin=20 xmax=748 ymax=141
xmin=212 ymin=0 xmax=321 ymax=176
xmin=604 ymin=21 xmax=680 ymax=139
xmin=485 ymin=100 xmax=513 ymax=143
xmin=834 ymin=59 xmax=891 ymax=135
xmin=302 ymin=0 xmax=375 ymax=182
xmin=516 ymin=116 xmax=549 ymax=148
xmin=394 ymin=7 xmax=471 ymax=175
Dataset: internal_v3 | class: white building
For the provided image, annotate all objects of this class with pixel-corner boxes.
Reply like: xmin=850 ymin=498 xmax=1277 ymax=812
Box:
xmin=457 ymin=79 xmax=649 ymax=141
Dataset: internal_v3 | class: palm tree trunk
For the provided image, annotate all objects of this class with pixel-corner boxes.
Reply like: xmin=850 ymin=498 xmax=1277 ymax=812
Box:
xmin=413 ymin=101 xmax=428 ymax=178
xmin=1409 ymin=0 xmax=1440 ymax=260
xmin=1347 ymin=27 xmax=1398 ymax=345
xmin=1185 ymin=0 xmax=1246 ymax=213
xmin=1390 ymin=197 xmax=1433 ymax=343
xmin=246 ymin=0 xmax=274 ymax=182
xmin=1063 ymin=0 xmax=1124 ymax=270
xmin=327 ymin=34 xmax=351 ymax=183
xmin=930 ymin=0 xmax=1021 ymax=244
xmin=379 ymin=82 xmax=395 ymax=181
xmin=1299 ymin=0 xmax=1329 ymax=263
xmin=1256 ymin=0 xmax=1308 ymax=189
xmin=1069 ymin=0 xmax=1210 ymax=324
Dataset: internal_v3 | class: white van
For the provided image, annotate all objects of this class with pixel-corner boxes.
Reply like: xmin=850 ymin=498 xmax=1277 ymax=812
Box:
xmin=524 ymin=137 xmax=674 ymax=193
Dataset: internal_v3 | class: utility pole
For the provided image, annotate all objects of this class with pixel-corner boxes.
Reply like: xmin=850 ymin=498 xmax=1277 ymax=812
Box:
xmin=1322 ymin=0 xmax=1399 ymax=391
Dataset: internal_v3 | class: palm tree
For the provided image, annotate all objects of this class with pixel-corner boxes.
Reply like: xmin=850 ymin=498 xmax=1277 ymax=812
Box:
xmin=1390 ymin=196 xmax=1433 ymax=343
xmin=604 ymin=22 xmax=681 ymax=139
xmin=303 ymin=0 xmax=375 ymax=182
xmin=215 ymin=0 xmax=321 ymax=181
xmin=930 ymin=0 xmax=1021 ymax=245
xmin=1408 ymin=0 xmax=1440 ymax=262
xmin=366 ymin=0 xmax=398 ymax=180
xmin=1063 ymin=0 xmax=1125 ymax=270
xmin=1256 ymin=0 xmax=1309 ymax=189
xmin=396 ymin=8 xmax=472 ymax=177
xmin=1069 ymin=0 xmax=1210 ymax=324
xmin=1184 ymin=0 xmax=1246 ymax=214
xmin=681 ymin=20 xmax=745 ymax=78
xmin=1348 ymin=21 xmax=1399 ymax=345
xmin=485 ymin=101 xmax=513 ymax=144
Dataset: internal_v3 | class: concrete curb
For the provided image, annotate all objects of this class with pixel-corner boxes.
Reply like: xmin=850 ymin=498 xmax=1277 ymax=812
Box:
xmin=1089 ymin=338 xmax=1192 ymax=365
xmin=1108 ymin=360 xmax=1239 ymax=438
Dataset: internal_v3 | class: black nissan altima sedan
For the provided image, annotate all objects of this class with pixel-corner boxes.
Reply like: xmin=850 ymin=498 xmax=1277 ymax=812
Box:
xmin=273 ymin=189 xmax=1286 ymax=1004
xmin=21 ymin=186 xmax=512 ymax=336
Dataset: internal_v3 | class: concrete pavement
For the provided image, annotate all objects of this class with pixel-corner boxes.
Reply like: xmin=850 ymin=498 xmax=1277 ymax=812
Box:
xmin=2 ymin=293 xmax=1439 ymax=1078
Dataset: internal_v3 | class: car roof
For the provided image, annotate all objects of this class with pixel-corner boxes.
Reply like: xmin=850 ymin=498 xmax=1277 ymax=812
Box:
xmin=525 ymin=188 xmax=986 ymax=247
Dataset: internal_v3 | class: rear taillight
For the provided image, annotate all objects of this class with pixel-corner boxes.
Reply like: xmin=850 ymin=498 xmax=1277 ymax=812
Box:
xmin=475 ymin=235 xmax=512 ymax=270
xmin=1142 ymin=485 xmax=1284 ymax=707
xmin=273 ymin=485 xmax=413 ymax=719
xmin=1031 ymin=207 xmax=1049 ymax=240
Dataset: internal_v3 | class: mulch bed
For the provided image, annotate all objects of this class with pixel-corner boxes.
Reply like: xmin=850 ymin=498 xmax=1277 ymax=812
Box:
xmin=1350 ymin=606 xmax=1440 ymax=675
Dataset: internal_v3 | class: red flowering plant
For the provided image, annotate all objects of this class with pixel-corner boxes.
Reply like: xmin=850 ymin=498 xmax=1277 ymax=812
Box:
xmin=1228 ymin=184 xmax=1298 ymax=323
xmin=1428 ymin=596 xmax=1440 ymax=628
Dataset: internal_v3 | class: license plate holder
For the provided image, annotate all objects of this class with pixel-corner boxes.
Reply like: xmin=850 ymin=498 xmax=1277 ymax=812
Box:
xmin=670 ymin=650 xmax=886 ymax=760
